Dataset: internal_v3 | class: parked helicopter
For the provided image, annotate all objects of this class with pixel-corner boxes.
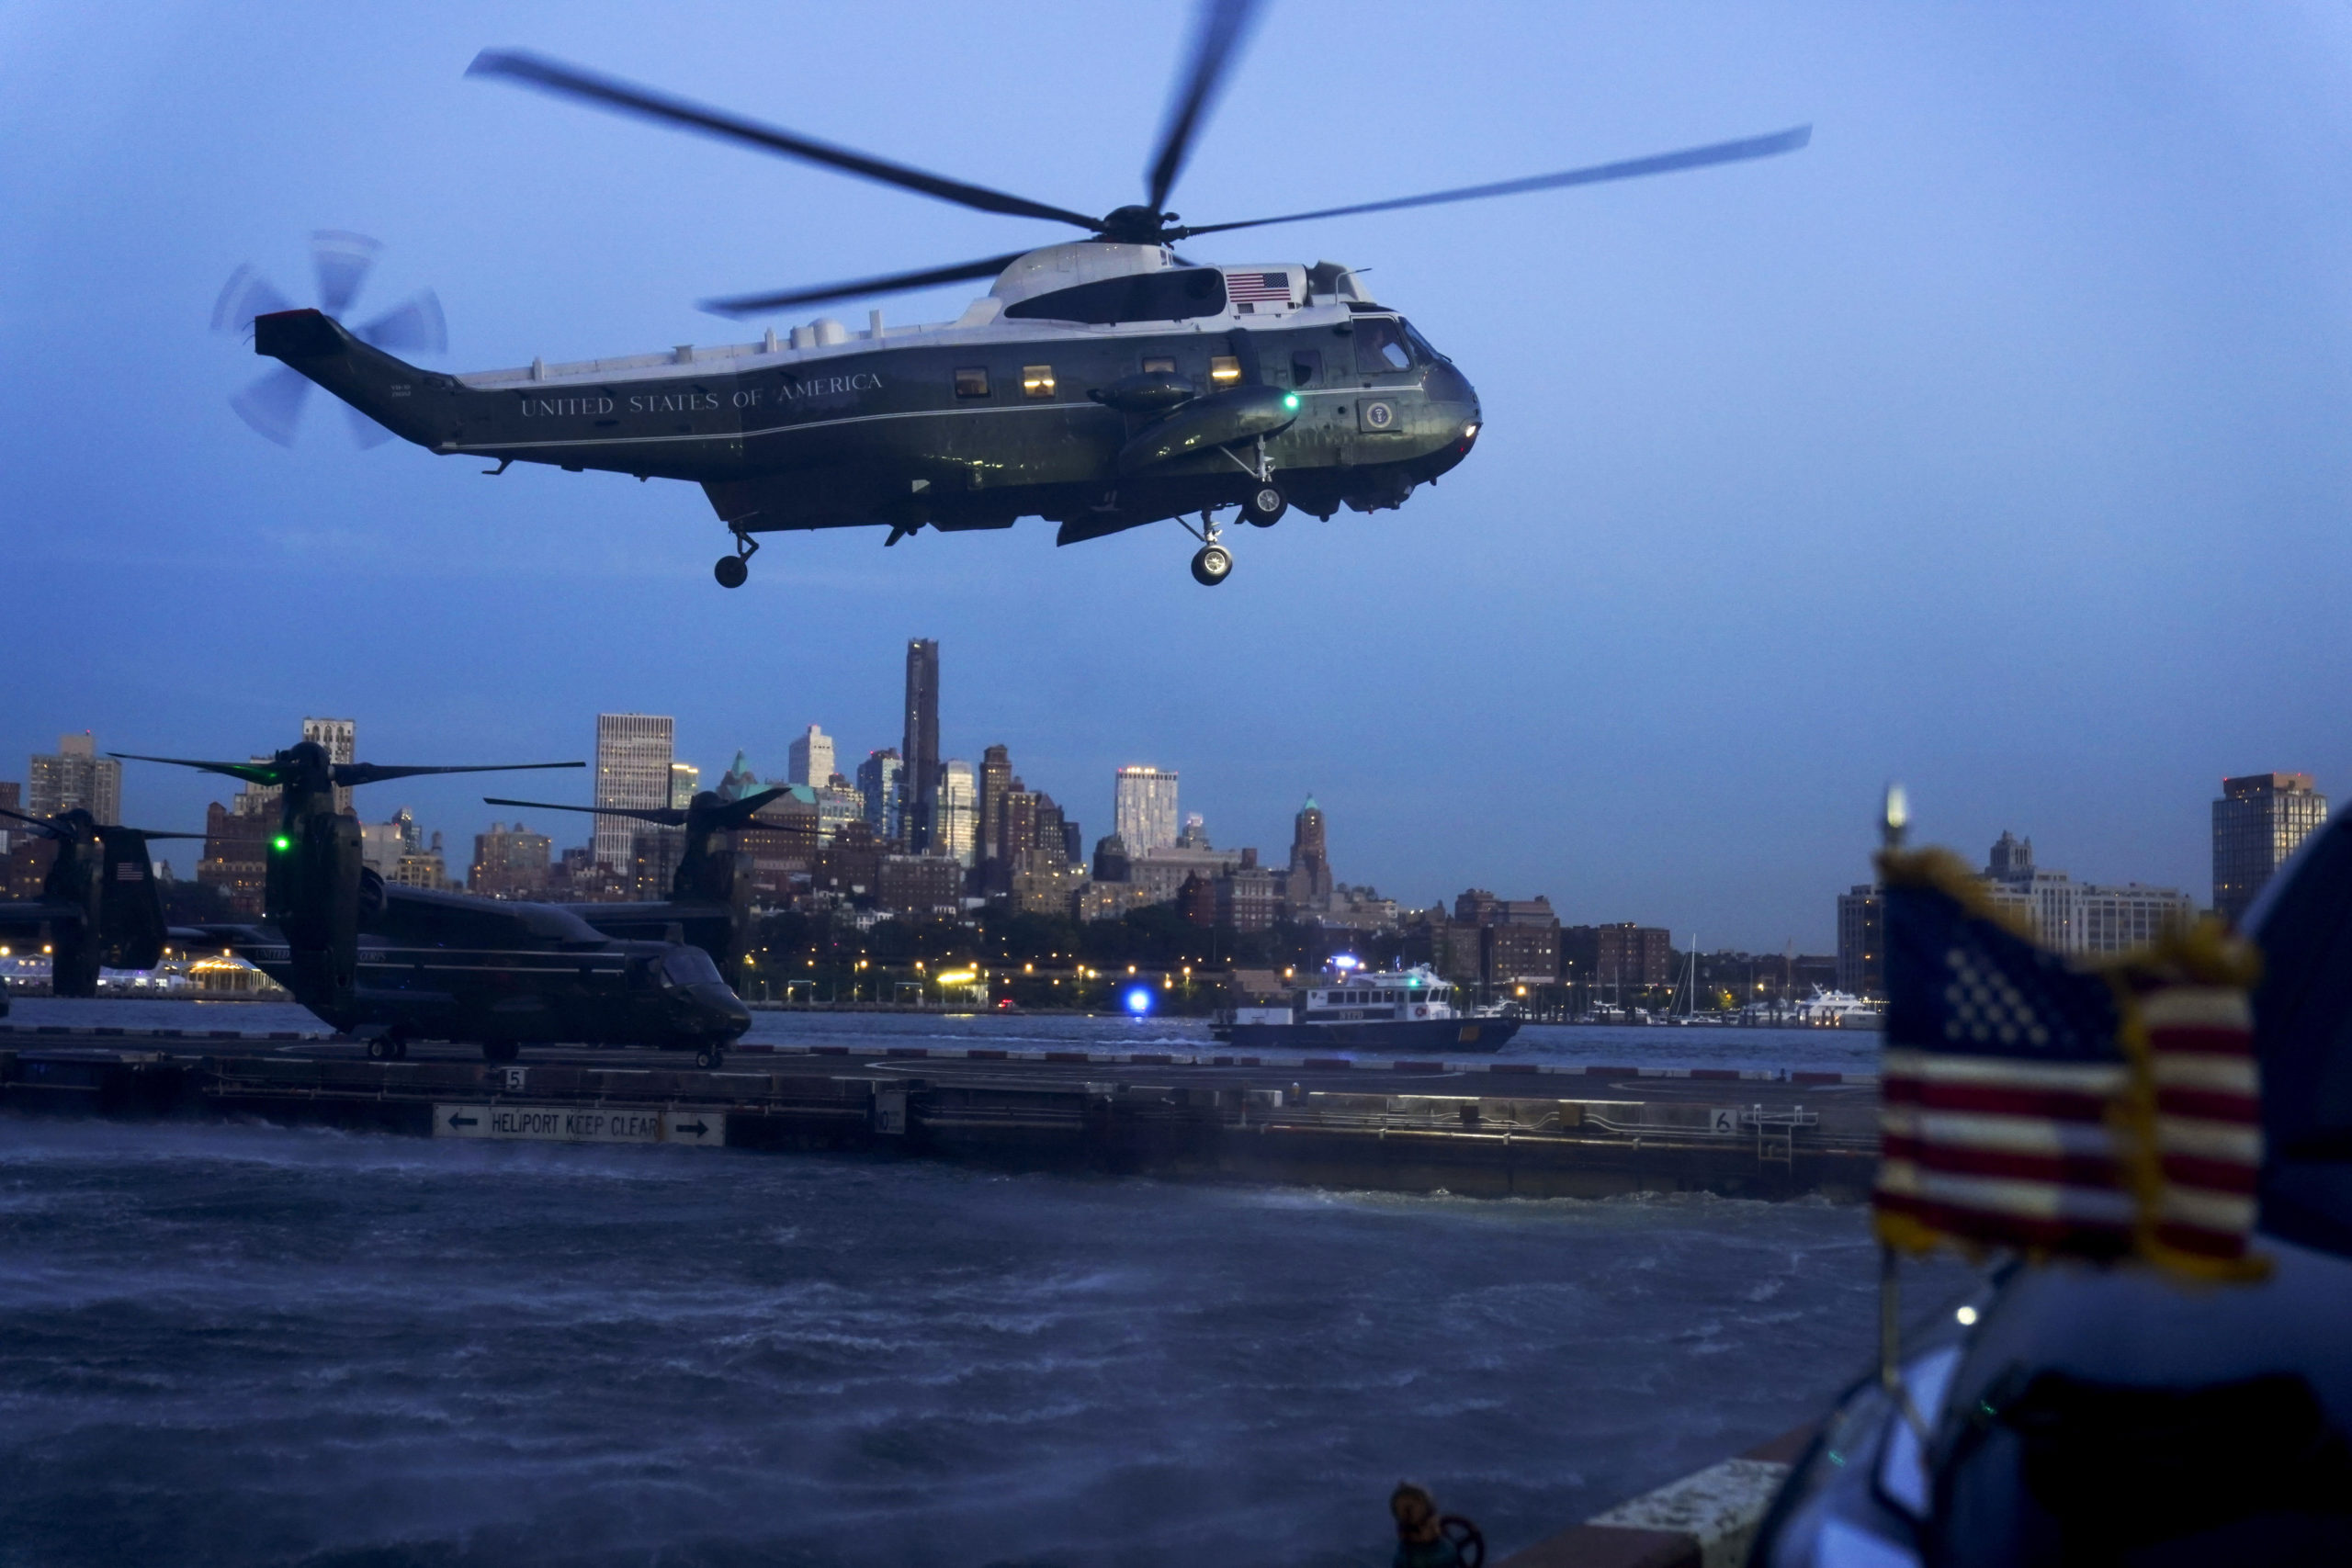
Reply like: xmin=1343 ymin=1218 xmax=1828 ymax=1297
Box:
xmin=480 ymin=785 xmax=787 ymax=987
xmin=219 ymin=0 xmax=1808 ymax=588
xmin=118 ymin=742 xmax=752 ymax=1066
xmin=0 ymin=807 xmax=198 ymax=999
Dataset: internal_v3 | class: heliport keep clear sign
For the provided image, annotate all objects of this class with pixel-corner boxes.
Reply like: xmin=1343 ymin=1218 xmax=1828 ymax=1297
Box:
xmin=433 ymin=1103 xmax=726 ymax=1147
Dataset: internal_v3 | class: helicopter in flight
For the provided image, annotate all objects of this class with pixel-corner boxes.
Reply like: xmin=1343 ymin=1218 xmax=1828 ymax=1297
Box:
xmin=223 ymin=0 xmax=1807 ymax=587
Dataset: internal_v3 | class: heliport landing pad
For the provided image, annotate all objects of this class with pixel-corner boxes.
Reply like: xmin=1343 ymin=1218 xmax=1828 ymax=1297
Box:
xmin=433 ymin=1103 xmax=726 ymax=1146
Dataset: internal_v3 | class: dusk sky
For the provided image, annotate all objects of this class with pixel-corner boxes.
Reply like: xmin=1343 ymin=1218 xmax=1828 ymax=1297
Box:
xmin=5 ymin=2 xmax=2349 ymax=951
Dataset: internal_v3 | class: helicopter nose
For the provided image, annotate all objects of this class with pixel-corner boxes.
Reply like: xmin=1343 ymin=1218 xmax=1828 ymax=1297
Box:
xmin=696 ymin=983 xmax=752 ymax=1037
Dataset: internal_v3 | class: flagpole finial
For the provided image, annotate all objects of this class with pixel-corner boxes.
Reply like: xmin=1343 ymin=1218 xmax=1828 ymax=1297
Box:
xmin=1882 ymin=784 xmax=1909 ymax=850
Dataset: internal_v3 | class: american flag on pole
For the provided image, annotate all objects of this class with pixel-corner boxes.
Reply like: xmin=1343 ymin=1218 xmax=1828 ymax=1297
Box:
xmin=1224 ymin=270 xmax=1293 ymax=303
xmin=1876 ymin=848 xmax=2136 ymax=1258
xmin=1875 ymin=847 xmax=2268 ymax=1280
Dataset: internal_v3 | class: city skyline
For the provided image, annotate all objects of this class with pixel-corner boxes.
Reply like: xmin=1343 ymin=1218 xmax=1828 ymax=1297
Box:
xmin=8 ymin=5 xmax=2352 ymax=945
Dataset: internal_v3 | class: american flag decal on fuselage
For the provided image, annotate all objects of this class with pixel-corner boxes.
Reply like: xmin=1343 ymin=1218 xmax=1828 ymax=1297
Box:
xmin=1224 ymin=270 xmax=1292 ymax=303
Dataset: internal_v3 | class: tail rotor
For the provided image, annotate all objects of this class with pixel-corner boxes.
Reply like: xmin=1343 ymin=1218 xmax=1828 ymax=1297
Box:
xmin=212 ymin=232 xmax=447 ymax=447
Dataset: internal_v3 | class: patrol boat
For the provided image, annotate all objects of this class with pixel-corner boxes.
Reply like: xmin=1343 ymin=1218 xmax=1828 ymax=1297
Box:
xmin=1212 ymin=964 xmax=1521 ymax=1053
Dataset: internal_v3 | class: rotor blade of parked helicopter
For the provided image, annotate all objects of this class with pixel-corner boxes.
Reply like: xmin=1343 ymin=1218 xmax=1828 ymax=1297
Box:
xmin=481 ymin=797 xmax=687 ymax=827
xmin=110 ymin=755 xmax=289 ymax=787
xmin=230 ymin=366 xmax=311 ymax=446
xmin=94 ymin=827 xmax=208 ymax=841
xmin=468 ymin=51 xmax=1103 ymax=231
xmin=311 ymin=231 xmax=382 ymax=317
xmin=0 ymin=805 xmax=69 ymax=840
xmin=701 ymin=251 xmax=1031 ymax=317
xmin=210 ymin=265 xmax=292 ymax=335
xmin=1176 ymin=125 xmax=1813 ymax=238
xmin=1145 ymin=0 xmax=1264 ymax=217
xmin=357 ymin=290 xmax=447 ymax=355
xmin=335 ymin=761 xmax=583 ymax=787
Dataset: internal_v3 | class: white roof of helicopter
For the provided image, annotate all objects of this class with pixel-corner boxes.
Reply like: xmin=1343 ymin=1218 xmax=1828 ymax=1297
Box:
xmin=456 ymin=243 xmax=1379 ymax=390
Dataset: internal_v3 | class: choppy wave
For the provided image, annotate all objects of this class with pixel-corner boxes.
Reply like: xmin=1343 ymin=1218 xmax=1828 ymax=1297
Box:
xmin=0 ymin=1114 xmax=1975 ymax=1566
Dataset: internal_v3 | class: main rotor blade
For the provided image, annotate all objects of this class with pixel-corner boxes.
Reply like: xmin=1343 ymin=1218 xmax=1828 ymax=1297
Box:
xmin=1179 ymin=124 xmax=1813 ymax=238
xmin=469 ymin=50 xmax=1103 ymax=231
xmin=482 ymin=796 xmax=687 ymax=828
xmin=211 ymin=265 xmax=292 ymax=334
xmin=0 ymin=805 xmax=68 ymax=840
xmin=94 ymin=827 xmax=207 ymax=841
xmin=344 ymin=403 xmax=395 ymax=450
xmin=336 ymin=761 xmax=583 ymax=788
xmin=702 ymin=251 xmax=1030 ymax=317
xmin=312 ymin=231 xmax=381 ymax=316
xmin=231 ymin=366 xmax=311 ymax=446
xmin=1146 ymin=0 xmax=1264 ymax=217
xmin=357 ymin=289 xmax=447 ymax=355
xmin=111 ymin=754 xmax=288 ymax=787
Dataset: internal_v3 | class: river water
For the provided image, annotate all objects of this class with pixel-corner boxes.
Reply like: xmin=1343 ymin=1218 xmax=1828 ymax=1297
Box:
xmin=0 ymin=1002 xmax=1951 ymax=1566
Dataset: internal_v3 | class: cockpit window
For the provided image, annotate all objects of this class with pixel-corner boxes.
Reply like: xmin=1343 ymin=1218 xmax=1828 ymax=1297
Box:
xmin=1402 ymin=321 xmax=1446 ymax=364
xmin=663 ymin=947 xmax=722 ymax=987
xmin=1353 ymin=317 xmax=1413 ymax=374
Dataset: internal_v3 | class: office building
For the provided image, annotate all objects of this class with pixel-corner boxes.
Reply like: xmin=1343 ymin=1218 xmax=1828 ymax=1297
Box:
xmin=1216 ymin=864 xmax=1283 ymax=932
xmin=1286 ymin=796 xmax=1333 ymax=910
xmin=1564 ymin=922 xmax=1677 ymax=992
xmin=935 ymin=759 xmax=977 ymax=866
xmin=1114 ymin=765 xmax=1179 ymax=853
xmin=857 ymin=749 xmax=902 ymax=840
xmin=470 ymin=822 xmax=553 ymax=898
xmin=2212 ymin=773 xmax=2329 ymax=926
xmin=903 ymin=639 xmax=940 ymax=850
xmin=303 ymin=717 xmax=356 ymax=814
xmin=878 ymin=852 xmax=962 ymax=916
xmin=359 ymin=807 xmax=420 ymax=875
xmin=787 ymin=726 xmax=834 ymax=789
xmin=813 ymin=781 xmax=865 ymax=845
xmin=978 ymin=745 xmax=1012 ymax=866
xmin=1833 ymin=890 xmax=1883 ymax=996
xmin=593 ymin=714 xmax=673 ymax=873
xmin=198 ymin=800 xmax=271 ymax=916
xmin=670 ymin=762 xmax=700 ymax=807
xmin=28 ymin=732 xmax=121 ymax=825
xmin=1978 ymin=830 xmax=2193 ymax=955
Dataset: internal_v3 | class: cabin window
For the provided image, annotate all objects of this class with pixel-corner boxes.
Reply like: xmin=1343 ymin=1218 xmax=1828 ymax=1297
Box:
xmin=1021 ymin=365 xmax=1057 ymax=399
xmin=1142 ymin=355 xmax=1177 ymax=375
xmin=1208 ymin=355 xmax=1242 ymax=388
xmin=1290 ymin=350 xmax=1320 ymax=387
xmin=1353 ymin=318 xmax=1412 ymax=374
xmin=955 ymin=367 xmax=990 ymax=398
xmin=1002 ymin=267 xmax=1227 ymax=324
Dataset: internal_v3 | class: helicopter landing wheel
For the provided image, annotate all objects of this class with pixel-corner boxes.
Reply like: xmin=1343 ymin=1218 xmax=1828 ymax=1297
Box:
xmin=694 ymin=1043 xmax=725 ymax=1070
xmin=714 ymin=529 xmax=758 ymax=588
xmin=1191 ymin=544 xmax=1233 ymax=586
xmin=1241 ymin=481 xmax=1286 ymax=527
xmin=367 ymin=1037 xmax=395 ymax=1062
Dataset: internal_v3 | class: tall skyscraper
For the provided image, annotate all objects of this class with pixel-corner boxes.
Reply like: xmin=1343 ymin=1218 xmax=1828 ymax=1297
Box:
xmin=857 ymin=749 xmax=903 ymax=840
xmin=594 ymin=713 xmax=674 ymax=872
xmin=1114 ymin=765 xmax=1179 ymax=854
xmin=303 ymin=717 xmax=356 ymax=814
xmin=28 ymin=732 xmax=120 ymax=824
xmin=978 ymin=744 xmax=1012 ymax=866
xmin=787 ymin=725 xmax=834 ymax=788
xmin=936 ymin=759 xmax=977 ymax=867
xmin=1287 ymin=795 xmax=1333 ymax=908
xmin=669 ymin=762 xmax=701 ymax=807
xmin=903 ymin=639 xmax=940 ymax=850
xmin=2213 ymin=773 xmax=2329 ymax=926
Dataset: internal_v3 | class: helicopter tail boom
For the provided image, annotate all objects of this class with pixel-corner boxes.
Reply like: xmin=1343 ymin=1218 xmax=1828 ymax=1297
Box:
xmin=252 ymin=309 xmax=438 ymax=450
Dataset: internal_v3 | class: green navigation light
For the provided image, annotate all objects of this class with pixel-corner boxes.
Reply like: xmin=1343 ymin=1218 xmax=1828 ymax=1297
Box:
xmin=272 ymin=835 xmax=292 ymax=852
xmin=1282 ymin=392 xmax=1299 ymax=410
